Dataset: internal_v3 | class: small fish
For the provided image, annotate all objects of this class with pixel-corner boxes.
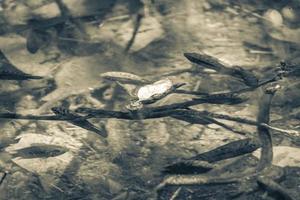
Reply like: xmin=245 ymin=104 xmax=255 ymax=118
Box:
xmin=193 ymin=94 xmax=247 ymax=105
xmin=51 ymin=107 xmax=107 ymax=137
xmin=100 ymin=71 xmax=150 ymax=85
xmin=0 ymin=69 xmax=43 ymax=80
xmin=0 ymin=51 xmax=43 ymax=80
xmin=184 ymin=52 xmax=258 ymax=87
xmin=12 ymin=145 xmax=68 ymax=159
xmin=184 ymin=52 xmax=231 ymax=73
xmin=164 ymin=138 xmax=260 ymax=174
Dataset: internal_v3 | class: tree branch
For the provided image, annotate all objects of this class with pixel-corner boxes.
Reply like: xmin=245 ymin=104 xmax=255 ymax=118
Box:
xmin=257 ymin=176 xmax=296 ymax=200
xmin=256 ymin=85 xmax=278 ymax=171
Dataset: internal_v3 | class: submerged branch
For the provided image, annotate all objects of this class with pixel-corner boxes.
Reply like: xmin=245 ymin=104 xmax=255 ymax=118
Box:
xmin=124 ymin=12 xmax=143 ymax=53
xmin=0 ymin=113 xmax=67 ymax=121
xmin=0 ymin=107 xmax=296 ymax=136
xmin=257 ymin=176 xmax=296 ymax=200
xmin=256 ymin=85 xmax=278 ymax=171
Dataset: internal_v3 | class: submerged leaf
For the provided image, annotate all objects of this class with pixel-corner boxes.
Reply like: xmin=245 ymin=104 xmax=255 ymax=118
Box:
xmin=100 ymin=71 xmax=149 ymax=84
xmin=12 ymin=144 xmax=68 ymax=159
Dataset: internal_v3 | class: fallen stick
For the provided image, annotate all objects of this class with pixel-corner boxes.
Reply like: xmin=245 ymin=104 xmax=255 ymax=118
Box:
xmin=257 ymin=176 xmax=296 ymax=200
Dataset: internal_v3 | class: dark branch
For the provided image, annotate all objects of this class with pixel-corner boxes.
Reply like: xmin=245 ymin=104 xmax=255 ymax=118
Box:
xmin=256 ymin=85 xmax=278 ymax=171
xmin=257 ymin=176 xmax=296 ymax=200
xmin=124 ymin=12 xmax=143 ymax=53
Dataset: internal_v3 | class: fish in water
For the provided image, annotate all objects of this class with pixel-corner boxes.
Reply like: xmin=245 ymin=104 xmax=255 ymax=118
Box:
xmin=0 ymin=69 xmax=43 ymax=80
xmin=163 ymin=138 xmax=260 ymax=174
xmin=184 ymin=52 xmax=258 ymax=87
xmin=51 ymin=106 xmax=107 ymax=137
xmin=11 ymin=144 xmax=68 ymax=159
xmin=0 ymin=50 xmax=43 ymax=80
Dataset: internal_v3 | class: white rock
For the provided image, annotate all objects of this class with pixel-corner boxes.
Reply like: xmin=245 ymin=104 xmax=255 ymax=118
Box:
xmin=281 ymin=6 xmax=297 ymax=22
xmin=137 ymin=78 xmax=173 ymax=101
xmin=264 ymin=9 xmax=283 ymax=27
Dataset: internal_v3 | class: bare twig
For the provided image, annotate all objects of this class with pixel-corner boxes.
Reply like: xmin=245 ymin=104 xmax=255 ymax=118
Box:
xmin=257 ymin=176 xmax=296 ymax=200
xmin=124 ymin=13 xmax=143 ymax=53
xmin=169 ymin=187 xmax=182 ymax=200
xmin=0 ymin=171 xmax=8 ymax=185
xmin=256 ymin=85 xmax=278 ymax=171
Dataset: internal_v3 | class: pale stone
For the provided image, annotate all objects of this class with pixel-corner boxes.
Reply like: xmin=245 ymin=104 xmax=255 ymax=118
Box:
xmin=264 ymin=9 xmax=283 ymax=27
xmin=137 ymin=78 xmax=173 ymax=101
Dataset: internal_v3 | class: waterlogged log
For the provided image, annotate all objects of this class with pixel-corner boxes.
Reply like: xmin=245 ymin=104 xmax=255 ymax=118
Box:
xmin=257 ymin=177 xmax=296 ymax=200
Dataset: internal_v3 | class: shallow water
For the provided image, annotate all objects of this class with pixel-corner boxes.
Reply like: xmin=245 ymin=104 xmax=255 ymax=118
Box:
xmin=0 ymin=0 xmax=300 ymax=199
